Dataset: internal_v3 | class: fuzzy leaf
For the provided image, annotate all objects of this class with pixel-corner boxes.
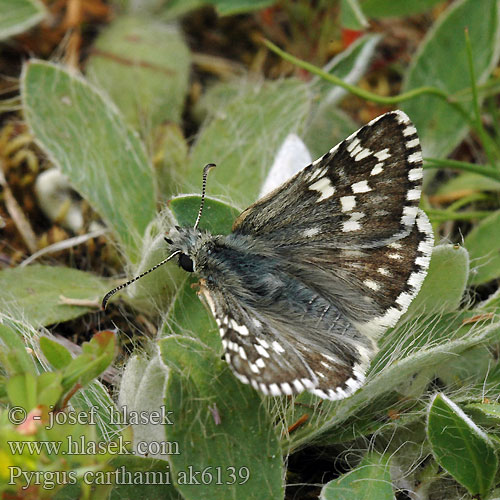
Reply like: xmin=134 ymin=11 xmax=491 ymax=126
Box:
xmin=402 ymin=0 xmax=500 ymax=159
xmin=162 ymin=278 xmax=219 ymax=350
xmin=116 ymin=354 xmax=170 ymax=458
xmin=427 ymin=393 xmax=498 ymax=497
xmin=0 ymin=0 xmax=46 ymax=40
xmin=320 ymin=452 xmax=394 ymax=500
xmin=285 ymin=316 xmax=500 ymax=450
xmin=109 ymin=456 xmax=183 ymax=499
xmin=403 ymin=244 xmax=468 ymax=318
xmin=209 ymin=0 xmax=274 ymax=15
xmin=434 ymin=172 xmax=500 ymax=196
xmin=70 ymin=380 xmax=122 ymax=440
xmin=465 ymin=209 xmax=500 ymax=284
xmin=168 ymin=195 xmax=239 ymax=235
xmin=361 ymin=0 xmax=445 ymax=18
xmin=341 ymin=0 xmax=368 ymax=30
xmin=188 ymin=79 xmax=311 ymax=208
xmin=87 ymin=16 xmax=190 ymax=132
xmin=0 ymin=265 xmax=110 ymax=326
xmin=22 ymin=60 xmax=156 ymax=263
xmin=0 ymin=321 xmax=36 ymax=375
xmin=304 ymin=105 xmax=358 ymax=160
xmin=160 ymin=336 xmax=283 ymax=500
xmin=466 ymin=403 xmax=500 ymax=421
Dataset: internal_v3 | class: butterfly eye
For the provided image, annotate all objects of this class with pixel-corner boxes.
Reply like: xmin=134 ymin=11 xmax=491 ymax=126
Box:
xmin=178 ymin=253 xmax=194 ymax=272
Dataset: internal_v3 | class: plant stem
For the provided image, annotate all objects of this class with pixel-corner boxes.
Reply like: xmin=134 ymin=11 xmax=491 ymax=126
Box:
xmin=263 ymin=38 xmax=472 ymax=126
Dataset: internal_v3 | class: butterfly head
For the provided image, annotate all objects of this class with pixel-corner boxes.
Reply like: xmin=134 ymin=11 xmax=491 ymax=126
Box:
xmin=101 ymin=163 xmax=216 ymax=309
xmin=165 ymin=225 xmax=215 ymax=274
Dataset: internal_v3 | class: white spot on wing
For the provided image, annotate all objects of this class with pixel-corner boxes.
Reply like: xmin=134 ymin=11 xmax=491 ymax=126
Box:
xmin=255 ymin=344 xmax=270 ymax=358
xmin=303 ymin=227 xmax=320 ymax=238
xmin=364 ymin=280 xmax=380 ymax=291
xmin=269 ymin=383 xmax=281 ymax=396
xmin=374 ymin=148 xmax=391 ymax=161
xmin=370 ymin=163 xmax=384 ymax=176
xmin=408 ymin=167 xmax=423 ymax=181
xmin=255 ymin=358 xmax=266 ymax=369
xmin=354 ymin=147 xmax=372 ymax=161
xmin=346 ymin=137 xmax=361 ymax=152
xmin=408 ymin=151 xmax=423 ymax=164
xmin=406 ymin=138 xmax=419 ymax=149
xmin=407 ymin=188 xmax=421 ymax=201
xmin=272 ymin=341 xmax=285 ymax=354
xmin=310 ymin=177 xmax=336 ymax=202
xmin=403 ymin=125 xmax=417 ymax=137
xmin=292 ymin=379 xmax=304 ymax=392
xmin=340 ymin=195 xmax=356 ymax=212
xmin=351 ymin=180 xmax=371 ymax=193
xmin=377 ymin=267 xmax=391 ymax=276
xmin=342 ymin=220 xmax=361 ymax=232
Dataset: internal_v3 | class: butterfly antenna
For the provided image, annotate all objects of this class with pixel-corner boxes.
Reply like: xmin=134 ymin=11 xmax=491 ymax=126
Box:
xmin=101 ymin=250 xmax=181 ymax=310
xmin=194 ymin=163 xmax=216 ymax=230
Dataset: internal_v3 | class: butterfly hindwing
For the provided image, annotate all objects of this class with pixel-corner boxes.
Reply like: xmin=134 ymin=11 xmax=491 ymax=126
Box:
xmin=198 ymin=281 xmax=377 ymax=400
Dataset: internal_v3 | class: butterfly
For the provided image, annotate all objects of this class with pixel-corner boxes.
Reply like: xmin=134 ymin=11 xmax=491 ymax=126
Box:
xmin=103 ymin=110 xmax=433 ymax=400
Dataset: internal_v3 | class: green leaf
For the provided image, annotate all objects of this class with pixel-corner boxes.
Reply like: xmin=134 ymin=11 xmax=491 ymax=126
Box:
xmin=109 ymin=456 xmax=183 ymax=499
xmin=162 ymin=278 xmax=219 ymax=350
xmin=169 ymin=195 xmax=239 ymax=235
xmin=361 ymin=0 xmax=444 ymax=18
xmin=37 ymin=371 xmax=63 ymax=409
xmin=465 ymin=209 xmax=500 ymax=284
xmin=403 ymin=244 xmax=468 ymax=318
xmin=62 ymin=331 xmax=116 ymax=392
xmin=320 ymin=452 xmax=394 ymax=500
xmin=39 ymin=337 xmax=73 ymax=369
xmin=435 ymin=344 xmax=494 ymax=388
xmin=188 ymin=78 xmax=311 ymax=208
xmin=209 ymin=0 xmax=275 ymax=15
xmin=286 ymin=315 xmax=500 ymax=450
xmin=341 ymin=0 xmax=368 ymax=30
xmin=6 ymin=373 xmax=37 ymax=410
xmin=6 ymin=371 xmax=62 ymax=414
xmin=304 ymin=106 xmax=358 ymax=160
xmin=434 ymin=172 xmax=500 ymax=196
xmin=0 ymin=265 xmax=110 ymax=326
xmin=159 ymin=336 xmax=283 ymax=500
xmin=466 ymin=403 xmax=500 ymax=421
xmin=0 ymin=0 xmax=46 ymax=40
xmin=22 ymin=60 xmax=156 ymax=263
xmin=87 ymin=16 xmax=190 ymax=133
xmin=0 ymin=320 xmax=36 ymax=375
xmin=427 ymin=393 xmax=498 ymax=497
xmin=402 ymin=0 xmax=500 ymax=159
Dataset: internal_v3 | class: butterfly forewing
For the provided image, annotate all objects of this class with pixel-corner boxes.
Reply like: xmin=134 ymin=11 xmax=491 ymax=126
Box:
xmin=233 ymin=111 xmax=423 ymax=249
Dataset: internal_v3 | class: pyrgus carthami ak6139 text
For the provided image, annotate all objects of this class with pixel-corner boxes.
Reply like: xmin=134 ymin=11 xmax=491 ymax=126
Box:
xmin=103 ymin=110 xmax=434 ymax=400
